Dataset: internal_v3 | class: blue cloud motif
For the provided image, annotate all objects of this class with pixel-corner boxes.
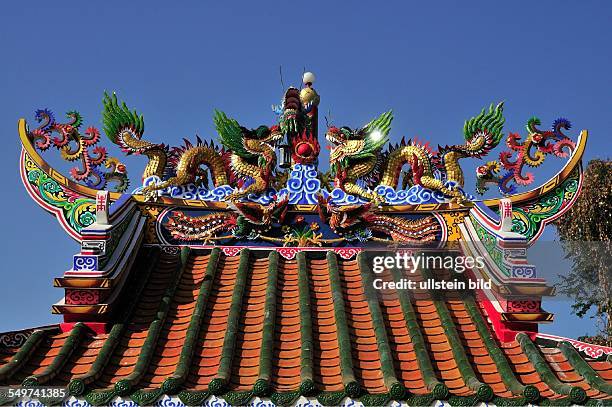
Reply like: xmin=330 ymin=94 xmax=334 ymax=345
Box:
xmin=61 ymin=398 xmax=91 ymax=407
xmin=278 ymin=164 xmax=322 ymax=204
xmin=16 ymin=401 xmax=44 ymax=407
xmin=154 ymin=395 xmax=185 ymax=407
xmin=135 ymin=170 xmax=473 ymax=205
xmin=204 ymin=397 xmax=230 ymax=407
xmin=109 ymin=400 xmax=138 ymax=407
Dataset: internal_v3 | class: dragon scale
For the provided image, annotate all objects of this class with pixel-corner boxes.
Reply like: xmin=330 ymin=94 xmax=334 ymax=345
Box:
xmin=327 ymin=103 xmax=505 ymax=203
xmin=116 ymin=128 xmax=168 ymax=180
xmin=225 ymin=138 xmax=278 ymax=201
xmin=381 ymin=146 xmax=466 ymax=200
xmin=380 ymin=145 xmax=434 ymax=187
xmin=144 ymin=145 xmax=228 ymax=194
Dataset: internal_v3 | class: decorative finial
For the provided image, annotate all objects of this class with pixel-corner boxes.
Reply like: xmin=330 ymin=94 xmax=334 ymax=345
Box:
xmin=300 ymin=72 xmax=320 ymax=109
xmin=303 ymin=71 xmax=316 ymax=87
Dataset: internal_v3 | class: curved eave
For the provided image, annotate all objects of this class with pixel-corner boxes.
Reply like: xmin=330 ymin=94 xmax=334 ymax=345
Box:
xmin=18 ymin=119 xmax=123 ymax=201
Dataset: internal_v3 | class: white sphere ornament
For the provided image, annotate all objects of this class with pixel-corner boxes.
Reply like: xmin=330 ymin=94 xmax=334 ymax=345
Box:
xmin=302 ymin=72 xmax=316 ymax=85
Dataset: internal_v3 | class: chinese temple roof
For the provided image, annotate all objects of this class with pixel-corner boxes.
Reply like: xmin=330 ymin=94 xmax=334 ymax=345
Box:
xmin=2 ymin=73 xmax=611 ymax=405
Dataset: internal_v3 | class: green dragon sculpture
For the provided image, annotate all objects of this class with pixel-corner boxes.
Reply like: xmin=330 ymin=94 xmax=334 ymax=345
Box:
xmin=101 ymin=92 xmax=284 ymax=201
xmin=213 ymin=111 xmax=283 ymax=201
xmin=326 ymin=102 xmax=505 ymax=203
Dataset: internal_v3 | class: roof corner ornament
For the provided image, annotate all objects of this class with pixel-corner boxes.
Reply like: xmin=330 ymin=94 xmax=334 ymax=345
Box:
xmin=27 ymin=108 xmax=129 ymax=192
xmin=476 ymin=118 xmax=576 ymax=196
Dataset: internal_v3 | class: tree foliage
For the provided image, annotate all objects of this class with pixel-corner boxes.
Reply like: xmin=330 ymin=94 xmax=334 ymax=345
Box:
xmin=554 ymin=159 xmax=612 ymax=343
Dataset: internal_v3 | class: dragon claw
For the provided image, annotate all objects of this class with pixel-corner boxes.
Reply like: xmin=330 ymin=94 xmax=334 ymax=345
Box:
xmin=371 ymin=192 xmax=385 ymax=206
xmin=449 ymin=196 xmax=464 ymax=205
xmin=141 ymin=185 xmax=162 ymax=202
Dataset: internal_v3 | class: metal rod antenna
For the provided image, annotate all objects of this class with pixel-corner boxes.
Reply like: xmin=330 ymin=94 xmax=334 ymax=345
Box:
xmin=279 ymin=65 xmax=286 ymax=91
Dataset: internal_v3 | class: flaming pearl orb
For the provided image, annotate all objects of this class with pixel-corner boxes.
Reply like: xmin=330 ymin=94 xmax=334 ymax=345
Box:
xmin=303 ymin=72 xmax=316 ymax=85
xmin=296 ymin=142 xmax=314 ymax=157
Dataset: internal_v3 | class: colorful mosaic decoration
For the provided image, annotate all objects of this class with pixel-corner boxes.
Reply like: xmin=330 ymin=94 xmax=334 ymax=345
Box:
xmin=470 ymin=215 xmax=508 ymax=275
xmin=476 ymin=117 xmax=576 ymax=195
xmin=29 ymin=109 xmax=129 ymax=193
xmin=23 ymin=153 xmax=97 ymax=235
xmin=505 ymin=166 xmax=581 ymax=242
xmin=326 ymin=103 xmax=504 ymax=204
xmin=101 ymin=82 xmax=509 ymax=206
xmin=160 ymin=200 xmax=443 ymax=246
xmin=102 ymin=85 xmax=316 ymax=201
xmin=9 ymin=72 xmax=612 ymax=407
xmin=99 ymin=87 xmax=579 ymax=211
xmin=16 ymin=73 xmax=587 ymax=246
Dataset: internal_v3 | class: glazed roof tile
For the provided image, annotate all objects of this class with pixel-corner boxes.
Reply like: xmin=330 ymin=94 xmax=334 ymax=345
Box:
xmin=0 ymin=247 xmax=611 ymax=405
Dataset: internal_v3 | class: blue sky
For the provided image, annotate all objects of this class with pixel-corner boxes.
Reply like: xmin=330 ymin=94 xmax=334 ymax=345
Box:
xmin=0 ymin=2 xmax=610 ymax=336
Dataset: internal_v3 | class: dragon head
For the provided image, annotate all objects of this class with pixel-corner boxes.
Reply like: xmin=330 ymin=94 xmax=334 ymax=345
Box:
xmin=325 ymin=126 xmax=356 ymax=146
xmin=326 ymin=126 xmax=366 ymax=172
xmin=65 ymin=110 xmax=84 ymax=129
xmin=475 ymin=160 xmax=516 ymax=196
xmin=326 ymin=111 xmax=392 ymax=174
xmin=250 ymin=124 xmax=283 ymax=146
xmin=34 ymin=109 xmax=56 ymax=129
xmin=317 ymin=195 xmax=373 ymax=232
xmin=231 ymin=196 xmax=289 ymax=232
xmin=526 ymin=117 xmax=576 ymax=158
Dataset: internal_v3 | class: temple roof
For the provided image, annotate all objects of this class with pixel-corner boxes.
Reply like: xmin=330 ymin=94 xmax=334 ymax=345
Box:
xmin=6 ymin=76 xmax=612 ymax=405
xmin=1 ymin=247 xmax=610 ymax=405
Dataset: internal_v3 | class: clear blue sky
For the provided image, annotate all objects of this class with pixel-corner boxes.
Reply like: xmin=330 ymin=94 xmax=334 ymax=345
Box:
xmin=0 ymin=2 xmax=610 ymax=336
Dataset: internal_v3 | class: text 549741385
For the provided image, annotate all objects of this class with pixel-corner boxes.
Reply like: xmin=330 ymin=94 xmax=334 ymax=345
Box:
xmin=0 ymin=387 xmax=67 ymax=399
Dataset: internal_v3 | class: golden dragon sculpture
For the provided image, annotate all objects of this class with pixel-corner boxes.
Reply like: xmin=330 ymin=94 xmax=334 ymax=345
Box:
xmin=326 ymin=102 xmax=505 ymax=203
xmin=101 ymin=92 xmax=285 ymax=201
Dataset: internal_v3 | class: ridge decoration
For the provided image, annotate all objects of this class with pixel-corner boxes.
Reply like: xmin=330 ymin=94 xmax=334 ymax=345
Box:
xmin=327 ymin=103 xmax=505 ymax=204
xmin=28 ymin=109 xmax=129 ymax=192
xmin=16 ymin=73 xmax=585 ymax=244
xmin=476 ymin=117 xmax=576 ymax=195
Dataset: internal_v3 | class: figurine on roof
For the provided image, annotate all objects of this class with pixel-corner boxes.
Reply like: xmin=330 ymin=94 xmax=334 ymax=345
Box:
xmin=326 ymin=102 xmax=505 ymax=204
xmin=102 ymin=93 xmax=286 ymax=201
xmin=475 ymin=117 xmax=576 ymax=195
xmin=276 ymin=72 xmax=321 ymax=168
xmin=16 ymin=72 xmax=586 ymax=252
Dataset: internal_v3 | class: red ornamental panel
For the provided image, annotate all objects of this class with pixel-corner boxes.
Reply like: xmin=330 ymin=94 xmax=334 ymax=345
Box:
xmin=65 ymin=289 xmax=100 ymax=305
xmin=506 ymin=300 xmax=540 ymax=313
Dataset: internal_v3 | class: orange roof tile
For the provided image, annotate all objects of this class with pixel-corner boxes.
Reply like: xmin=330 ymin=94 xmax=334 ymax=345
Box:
xmin=0 ymin=247 xmax=610 ymax=405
